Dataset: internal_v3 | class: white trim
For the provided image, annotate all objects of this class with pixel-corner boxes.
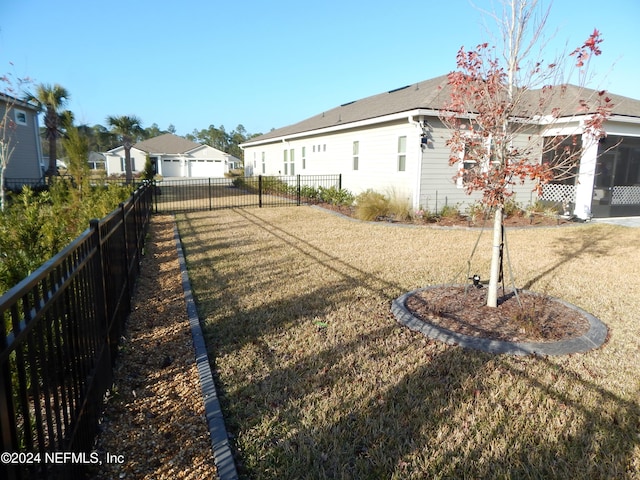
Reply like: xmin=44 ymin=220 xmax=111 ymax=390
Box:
xmin=14 ymin=109 xmax=27 ymax=126
xmin=574 ymin=132 xmax=600 ymax=219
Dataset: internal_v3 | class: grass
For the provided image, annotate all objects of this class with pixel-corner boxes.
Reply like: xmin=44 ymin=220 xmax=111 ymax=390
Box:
xmin=176 ymin=207 xmax=640 ymax=479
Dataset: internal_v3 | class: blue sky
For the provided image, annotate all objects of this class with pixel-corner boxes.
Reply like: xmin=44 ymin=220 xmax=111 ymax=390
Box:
xmin=1 ymin=0 xmax=638 ymax=136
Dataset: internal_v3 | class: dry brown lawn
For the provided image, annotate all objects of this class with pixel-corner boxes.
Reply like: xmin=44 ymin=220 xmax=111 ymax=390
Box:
xmin=176 ymin=206 xmax=640 ymax=479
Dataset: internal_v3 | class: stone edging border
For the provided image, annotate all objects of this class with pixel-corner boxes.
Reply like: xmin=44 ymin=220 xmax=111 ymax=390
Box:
xmin=391 ymin=286 xmax=609 ymax=356
xmin=173 ymin=221 xmax=239 ymax=480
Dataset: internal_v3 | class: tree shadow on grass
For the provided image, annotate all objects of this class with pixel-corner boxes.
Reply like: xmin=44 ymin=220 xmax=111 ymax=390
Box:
xmin=519 ymin=225 xmax=615 ymax=291
xmin=247 ymin=345 xmax=639 ymax=479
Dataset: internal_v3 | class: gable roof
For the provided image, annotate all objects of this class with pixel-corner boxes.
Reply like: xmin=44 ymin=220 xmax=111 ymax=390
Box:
xmin=244 ymin=75 xmax=640 ymax=146
xmin=0 ymin=92 xmax=39 ymax=111
xmin=134 ymin=133 xmax=202 ymax=154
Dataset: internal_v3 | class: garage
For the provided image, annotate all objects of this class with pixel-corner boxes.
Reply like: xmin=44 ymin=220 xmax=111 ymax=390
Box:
xmin=161 ymin=158 xmax=183 ymax=177
xmin=188 ymin=158 xmax=225 ymax=178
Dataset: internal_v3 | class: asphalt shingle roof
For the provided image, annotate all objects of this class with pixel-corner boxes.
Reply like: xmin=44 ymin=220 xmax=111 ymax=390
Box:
xmin=134 ymin=133 xmax=202 ymax=154
xmin=247 ymin=75 xmax=640 ymax=144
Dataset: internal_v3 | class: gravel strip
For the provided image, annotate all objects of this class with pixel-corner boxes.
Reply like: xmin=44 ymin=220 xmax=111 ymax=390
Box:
xmin=89 ymin=215 xmax=218 ymax=479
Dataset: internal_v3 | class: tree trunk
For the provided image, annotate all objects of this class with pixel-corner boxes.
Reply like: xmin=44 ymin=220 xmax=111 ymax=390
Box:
xmin=486 ymin=207 xmax=504 ymax=307
xmin=45 ymin=109 xmax=58 ymax=178
xmin=0 ymin=167 xmax=5 ymax=211
xmin=124 ymin=144 xmax=133 ymax=185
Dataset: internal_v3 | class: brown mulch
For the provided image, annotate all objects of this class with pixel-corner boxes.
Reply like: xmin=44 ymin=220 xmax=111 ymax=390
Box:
xmin=89 ymin=215 xmax=217 ymax=480
xmin=317 ymin=203 xmax=572 ymax=228
xmin=405 ymin=285 xmax=591 ymax=343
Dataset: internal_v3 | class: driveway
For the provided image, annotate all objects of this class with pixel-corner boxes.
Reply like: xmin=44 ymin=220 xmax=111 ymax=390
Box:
xmin=591 ymin=216 xmax=640 ymax=227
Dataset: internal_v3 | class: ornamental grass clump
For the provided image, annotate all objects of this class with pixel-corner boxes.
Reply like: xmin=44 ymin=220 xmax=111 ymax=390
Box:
xmin=386 ymin=189 xmax=413 ymax=222
xmin=354 ymin=189 xmax=389 ymax=221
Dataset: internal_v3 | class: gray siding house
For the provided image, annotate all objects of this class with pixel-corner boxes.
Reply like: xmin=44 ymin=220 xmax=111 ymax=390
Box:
xmin=241 ymin=75 xmax=640 ymax=219
xmin=1 ymin=93 xmax=44 ymax=190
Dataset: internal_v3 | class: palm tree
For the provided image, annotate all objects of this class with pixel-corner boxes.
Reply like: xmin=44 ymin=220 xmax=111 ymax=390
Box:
xmin=25 ymin=83 xmax=70 ymax=178
xmin=106 ymin=115 xmax=143 ymax=184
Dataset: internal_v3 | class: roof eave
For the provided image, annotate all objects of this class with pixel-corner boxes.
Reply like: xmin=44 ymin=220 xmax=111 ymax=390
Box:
xmin=240 ymin=108 xmax=441 ymax=148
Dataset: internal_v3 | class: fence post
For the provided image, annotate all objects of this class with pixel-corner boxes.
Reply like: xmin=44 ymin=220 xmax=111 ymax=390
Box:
xmin=90 ymin=219 xmax=110 ymax=363
xmin=0 ymin=348 xmax=19 ymax=480
xmin=338 ymin=173 xmax=342 ymax=191
xmin=258 ymin=175 xmax=263 ymax=208
xmin=297 ymin=175 xmax=301 ymax=206
xmin=208 ymin=178 xmax=213 ymax=211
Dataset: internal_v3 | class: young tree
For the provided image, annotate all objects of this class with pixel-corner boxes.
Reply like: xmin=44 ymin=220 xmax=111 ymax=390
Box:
xmin=106 ymin=114 xmax=144 ymax=184
xmin=61 ymin=117 xmax=91 ymax=199
xmin=440 ymin=0 xmax=612 ymax=307
xmin=25 ymin=83 xmax=70 ymax=178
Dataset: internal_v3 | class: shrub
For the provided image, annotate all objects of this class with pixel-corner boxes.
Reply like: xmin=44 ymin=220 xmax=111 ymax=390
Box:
xmin=261 ymin=176 xmax=290 ymax=194
xmin=355 ymin=189 xmax=389 ymax=221
xmin=466 ymin=201 xmax=488 ymax=222
xmin=387 ymin=190 xmax=412 ymax=222
xmin=503 ymin=198 xmax=523 ymax=217
xmin=0 ymin=182 xmax=133 ymax=295
xmin=525 ymin=200 xmax=561 ymax=218
xmin=299 ymin=185 xmax=320 ymax=202
xmin=439 ymin=204 xmax=461 ymax=219
xmin=318 ymin=186 xmax=354 ymax=206
xmin=231 ymin=177 xmax=246 ymax=188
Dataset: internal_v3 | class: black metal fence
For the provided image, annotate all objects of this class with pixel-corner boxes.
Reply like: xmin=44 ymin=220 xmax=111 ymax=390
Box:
xmin=152 ymin=174 xmax=342 ymax=213
xmin=0 ymin=182 xmax=152 ymax=480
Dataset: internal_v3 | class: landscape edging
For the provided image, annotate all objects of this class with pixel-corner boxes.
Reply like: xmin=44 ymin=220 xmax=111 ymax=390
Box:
xmin=173 ymin=220 xmax=239 ymax=480
xmin=391 ymin=285 xmax=608 ymax=356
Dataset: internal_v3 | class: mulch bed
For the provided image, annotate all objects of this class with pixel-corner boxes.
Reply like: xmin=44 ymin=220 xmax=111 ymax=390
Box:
xmin=316 ymin=203 xmax=573 ymax=228
xmin=404 ymin=285 xmax=591 ymax=343
xmin=89 ymin=215 xmax=217 ymax=480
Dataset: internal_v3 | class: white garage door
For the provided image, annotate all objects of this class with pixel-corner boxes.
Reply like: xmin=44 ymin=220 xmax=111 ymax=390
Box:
xmin=189 ymin=159 xmax=222 ymax=177
xmin=162 ymin=159 xmax=182 ymax=177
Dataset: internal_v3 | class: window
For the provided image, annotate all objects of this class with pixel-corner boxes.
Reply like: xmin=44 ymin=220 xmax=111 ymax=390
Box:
xmin=302 ymin=147 xmax=306 ymax=169
xmin=261 ymin=152 xmax=266 ymax=174
xmin=542 ymin=136 xmax=581 ymax=185
xmin=397 ymin=136 xmax=406 ymax=171
xmin=14 ymin=109 xmax=27 ymax=126
xmin=353 ymin=141 xmax=359 ymax=170
xmin=289 ymin=149 xmax=295 ymax=176
xmin=283 ymin=149 xmax=288 ymax=175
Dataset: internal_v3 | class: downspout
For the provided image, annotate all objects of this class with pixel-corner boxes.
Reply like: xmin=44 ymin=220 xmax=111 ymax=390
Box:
xmin=408 ymin=116 xmax=423 ymax=210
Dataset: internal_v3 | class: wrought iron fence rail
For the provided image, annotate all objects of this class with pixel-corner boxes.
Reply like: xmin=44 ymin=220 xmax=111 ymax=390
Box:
xmin=152 ymin=174 xmax=342 ymax=213
xmin=0 ymin=183 xmax=152 ymax=480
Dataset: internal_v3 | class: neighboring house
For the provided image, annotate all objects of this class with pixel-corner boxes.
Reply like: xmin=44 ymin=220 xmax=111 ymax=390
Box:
xmin=0 ymin=93 xmax=45 ymax=189
xmin=240 ymin=75 xmax=640 ymax=219
xmin=103 ymin=133 xmax=239 ymax=178
xmin=88 ymin=151 xmax=106 ymax=171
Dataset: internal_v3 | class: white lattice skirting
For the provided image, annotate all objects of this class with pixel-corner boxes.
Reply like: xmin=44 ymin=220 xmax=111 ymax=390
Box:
xmin=541 ymin=184 xmax=576 ymax=203
xmin=611 ymin=186 xmax=640 ymax=205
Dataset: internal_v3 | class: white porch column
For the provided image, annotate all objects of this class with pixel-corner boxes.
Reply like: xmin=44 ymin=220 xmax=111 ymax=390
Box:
xmin=574 ymin=132 xmax=599 ymax=220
